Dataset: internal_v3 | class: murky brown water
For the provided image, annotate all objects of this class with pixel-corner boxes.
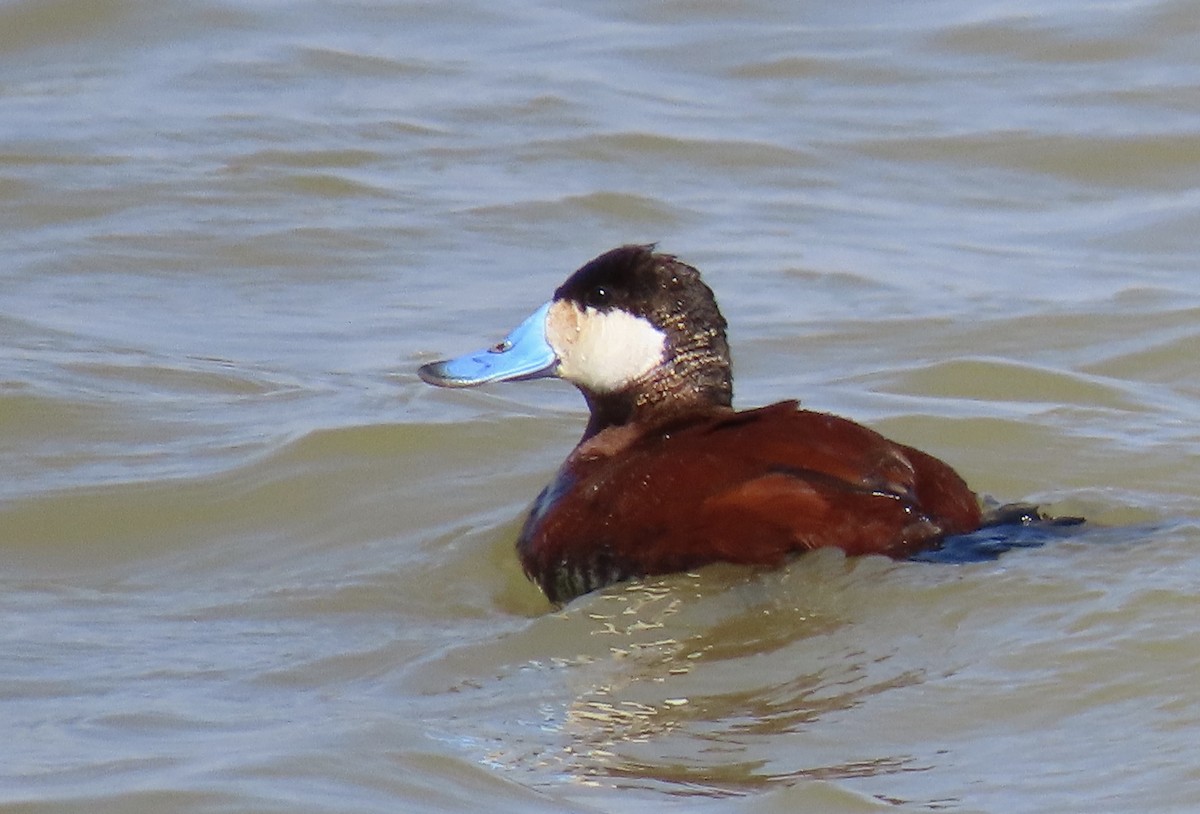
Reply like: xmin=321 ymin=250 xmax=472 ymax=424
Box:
xmin=3 ymin=1 xmax=1199 ymax=812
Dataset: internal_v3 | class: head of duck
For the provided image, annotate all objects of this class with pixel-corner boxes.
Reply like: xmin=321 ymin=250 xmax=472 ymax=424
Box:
xmin=419 ymin=244 xmax=733 ymax=439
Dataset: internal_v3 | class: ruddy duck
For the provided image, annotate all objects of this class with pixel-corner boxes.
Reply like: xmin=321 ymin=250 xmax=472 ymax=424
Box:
xmin=419 ymin=245 xmax=984 ymax=604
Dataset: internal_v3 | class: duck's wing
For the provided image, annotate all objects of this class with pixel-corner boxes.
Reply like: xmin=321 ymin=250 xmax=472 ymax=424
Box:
xmin=679 ymin=402 xmax=983 ymax=562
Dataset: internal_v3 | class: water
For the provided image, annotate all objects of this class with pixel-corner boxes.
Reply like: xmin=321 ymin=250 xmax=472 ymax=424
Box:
xmin=3 ymin=0 xmax=1199 ymax=811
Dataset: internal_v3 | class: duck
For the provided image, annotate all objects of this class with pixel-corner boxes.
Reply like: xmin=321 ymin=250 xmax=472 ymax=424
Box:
xmin=418 ymin=245 xmax=984 ymax=605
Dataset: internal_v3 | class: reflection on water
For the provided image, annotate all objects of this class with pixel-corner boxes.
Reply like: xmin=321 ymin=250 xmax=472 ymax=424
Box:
xmin=410 ymin=515 xmax=1196 ymax=811
xmin=415 ymin=557 xmax=942 ymax=796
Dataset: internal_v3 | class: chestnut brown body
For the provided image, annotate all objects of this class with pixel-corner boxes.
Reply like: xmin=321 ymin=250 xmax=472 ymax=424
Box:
xmin=519 ymin=401 xmax=982 ymax=604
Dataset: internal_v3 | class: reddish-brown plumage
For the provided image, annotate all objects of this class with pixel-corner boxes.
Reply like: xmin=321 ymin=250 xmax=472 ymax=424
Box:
xmin=518 ymin=401 xmax=982 ymax=604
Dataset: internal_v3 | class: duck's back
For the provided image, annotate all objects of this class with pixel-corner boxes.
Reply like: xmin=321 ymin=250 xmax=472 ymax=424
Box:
xmin=519 ymin=401 xmax=982 ymax=603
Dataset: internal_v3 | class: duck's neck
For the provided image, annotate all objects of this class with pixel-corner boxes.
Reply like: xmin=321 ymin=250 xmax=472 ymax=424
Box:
xmin=579 ymin=364 xmax=733 ymax=441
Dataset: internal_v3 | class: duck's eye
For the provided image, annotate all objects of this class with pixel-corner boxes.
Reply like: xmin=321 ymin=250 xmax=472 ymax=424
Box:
xmin=586 ymin=286 xmax=610 ymax=308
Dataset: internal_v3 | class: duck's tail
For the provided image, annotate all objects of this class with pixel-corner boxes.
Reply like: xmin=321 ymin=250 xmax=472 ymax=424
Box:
xmin=913 ymin=500 xmax=1085 ymax=564
xmin=979 ymin=500 xmax=1086 ymax=529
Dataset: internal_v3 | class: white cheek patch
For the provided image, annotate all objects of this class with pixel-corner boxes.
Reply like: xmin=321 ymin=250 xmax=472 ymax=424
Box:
xmin=546 ymin=300 xmax=667 ymax=394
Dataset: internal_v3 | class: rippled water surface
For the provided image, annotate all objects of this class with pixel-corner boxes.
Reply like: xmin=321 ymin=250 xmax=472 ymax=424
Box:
xmin=3 ymin=1 xmax=1200 ymax=812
